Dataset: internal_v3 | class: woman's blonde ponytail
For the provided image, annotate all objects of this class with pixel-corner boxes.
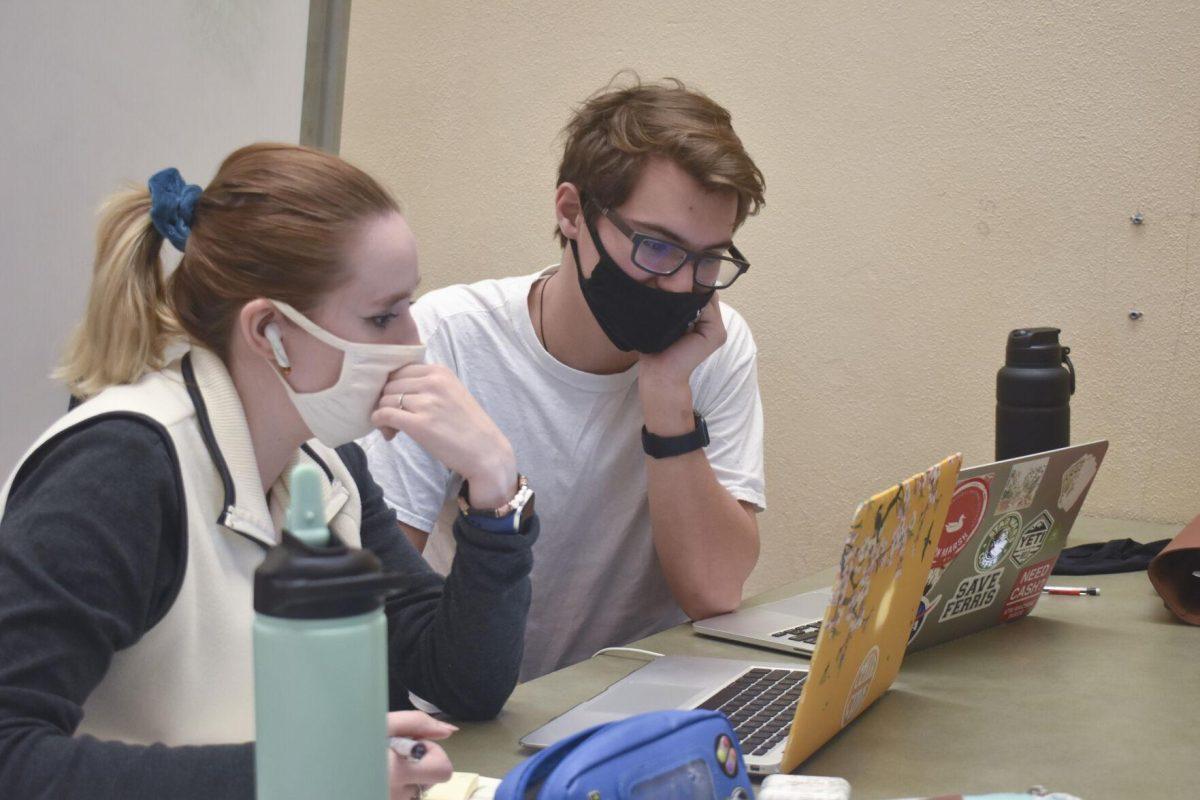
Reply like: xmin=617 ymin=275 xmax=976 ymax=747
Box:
xmin=58 ymin=146 xmax=400 ymax=396
xmin=56 ymin=187 xmax=178 ymax=399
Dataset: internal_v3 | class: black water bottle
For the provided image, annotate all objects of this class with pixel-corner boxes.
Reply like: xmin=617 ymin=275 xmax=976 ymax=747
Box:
xmin=995 ymin=327 xmax=1075 ymax=461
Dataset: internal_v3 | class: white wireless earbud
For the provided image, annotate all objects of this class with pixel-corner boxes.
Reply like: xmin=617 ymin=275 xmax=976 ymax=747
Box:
xmin=264 ymin=322 xmax=292 ymax=374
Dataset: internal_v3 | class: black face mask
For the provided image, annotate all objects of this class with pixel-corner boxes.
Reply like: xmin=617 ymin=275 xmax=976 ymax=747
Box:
xmin=571 ymin=214 xmax=714 ymax=354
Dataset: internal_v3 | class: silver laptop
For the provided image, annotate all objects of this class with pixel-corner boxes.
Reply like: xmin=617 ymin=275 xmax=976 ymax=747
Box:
xmin=523 ymin=456 xmax=961 ymax=775
xmin=693 ymin=441 xmax=1108 ymax=656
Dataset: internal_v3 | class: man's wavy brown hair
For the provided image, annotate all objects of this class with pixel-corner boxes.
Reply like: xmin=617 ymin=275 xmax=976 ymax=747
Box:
xmin=555 ymin=75 xmax=765 ymax=247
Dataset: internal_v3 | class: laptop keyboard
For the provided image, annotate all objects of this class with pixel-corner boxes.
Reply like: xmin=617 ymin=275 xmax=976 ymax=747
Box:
xmin=771 ymin=621 xmax=822 ymax=644
xmin=697 ymin=667 xmax=807 ymax=758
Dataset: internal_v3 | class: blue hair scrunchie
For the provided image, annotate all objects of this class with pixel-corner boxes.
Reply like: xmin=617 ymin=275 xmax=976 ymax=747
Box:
xmin=148 ymin=167 xmax=202 ymax=251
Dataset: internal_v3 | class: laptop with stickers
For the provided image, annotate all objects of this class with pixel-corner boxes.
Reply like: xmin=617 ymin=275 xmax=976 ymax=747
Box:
xmin=693 ymin=441 xmax=1107 ymax=656
xmin=906 ymin=440 xmax=1107 ymax=650
xmin=521 ymin=455 xmax=961 ymax=775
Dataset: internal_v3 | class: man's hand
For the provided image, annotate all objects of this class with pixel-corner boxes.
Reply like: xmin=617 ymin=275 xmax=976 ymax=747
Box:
xmin=635 ymin=291 xmax=759 ymax=618
xmin=638 ymin=294 xmax=725 ymax=434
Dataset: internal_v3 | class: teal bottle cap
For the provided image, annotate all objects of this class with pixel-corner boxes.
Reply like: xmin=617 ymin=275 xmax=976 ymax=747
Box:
xmin=286 ymin=463 xmax=330 ymax=547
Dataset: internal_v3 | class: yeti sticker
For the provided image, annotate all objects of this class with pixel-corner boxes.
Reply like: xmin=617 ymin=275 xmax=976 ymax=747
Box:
xmin=1010 ymin=510 xmax=1054 ymax=567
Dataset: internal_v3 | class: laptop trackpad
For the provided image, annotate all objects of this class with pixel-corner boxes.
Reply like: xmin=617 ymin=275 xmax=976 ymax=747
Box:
xmin=590 ymin=681 xmax=698 ymax=713
xmin=521 ymin=656 xmax=797 ymax=749
xmin=522 ymin=679 xmax=700 ymax=747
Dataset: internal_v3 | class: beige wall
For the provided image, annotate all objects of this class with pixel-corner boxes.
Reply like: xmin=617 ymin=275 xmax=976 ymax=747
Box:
xmin=342 ymin=1 xmax=1200 ymax=594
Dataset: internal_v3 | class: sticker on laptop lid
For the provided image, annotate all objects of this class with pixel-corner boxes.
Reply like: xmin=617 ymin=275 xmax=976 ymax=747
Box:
xmin=933 ymin=475 xmax=992 ymax=570
xmin=976 ymin=512 xmax=1021 ymax=571
xmin=995 ymin=456 xmax=1049 ymax=515
xmin=908 ymin=593 xmax=942 ymax=644
xmin=1059 ymin=452 xmax=1098 ymax=511
xmin=822 ymin=458 xmax=955 ymax=682
xmin=1009 ymin=510 xmax=1054 ymax=567
xmin=939 ymin=567 xmax=1005 ymax=622
xmin=925 ymin=565 xmax=947 ymax=592
xmin=841 ymin=645 xmax=879 ymax=727
xmin=909 ymin=567 xmax=948 ymax=643
xmin=1001 ymin=557 xmax=1057 ymax=621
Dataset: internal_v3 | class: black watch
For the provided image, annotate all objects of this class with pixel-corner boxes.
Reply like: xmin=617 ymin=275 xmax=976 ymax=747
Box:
xmin=641 ymin=412 xmax=709 ymax=459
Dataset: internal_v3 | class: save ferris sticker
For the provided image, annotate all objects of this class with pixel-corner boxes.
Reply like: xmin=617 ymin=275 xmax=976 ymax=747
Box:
xmin=939 ymin=567 xmax=1005 ymax=622
xmin=933 ymin=475 xmax=992 ymax=570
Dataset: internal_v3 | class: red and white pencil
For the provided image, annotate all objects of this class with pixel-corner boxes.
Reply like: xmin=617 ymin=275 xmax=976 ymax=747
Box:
xmin=1042 ymin=586 xmax=1099 ymax=596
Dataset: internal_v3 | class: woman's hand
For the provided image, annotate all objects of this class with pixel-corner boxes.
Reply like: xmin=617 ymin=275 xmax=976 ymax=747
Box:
xmin=373 ymin=364 xmax=518 ymax=508
xmin=386 ymin=711 xmax=456 ymax=800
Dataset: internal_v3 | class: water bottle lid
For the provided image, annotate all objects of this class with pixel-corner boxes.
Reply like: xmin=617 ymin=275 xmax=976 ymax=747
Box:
xmin=1006 ymin=327 xmax=1066 ymax=367
xmin=285 ymin=464 xmax=331 ymax=547
xmin=254 ymin=530 xmax=405 ymax=619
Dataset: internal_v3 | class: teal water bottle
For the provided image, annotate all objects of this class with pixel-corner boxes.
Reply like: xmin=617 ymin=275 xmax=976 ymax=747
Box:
xmin=254 ymin=464 xmax=405 ymax=800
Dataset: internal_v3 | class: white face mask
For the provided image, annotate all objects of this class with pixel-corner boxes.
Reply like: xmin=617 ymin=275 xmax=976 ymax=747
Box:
xmin=270 ymin=300 xmax=425 ymax=447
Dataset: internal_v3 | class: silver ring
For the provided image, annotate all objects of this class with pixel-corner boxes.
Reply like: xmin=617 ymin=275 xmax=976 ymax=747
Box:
xmin=396 ymin=392 xmax=405 ymax=410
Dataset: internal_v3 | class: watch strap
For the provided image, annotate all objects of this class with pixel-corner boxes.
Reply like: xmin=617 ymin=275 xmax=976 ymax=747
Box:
xmin=457 ymin=474 xmax=535 ymax=534
xmin=641 ymin=412 xmax=709 ymax=459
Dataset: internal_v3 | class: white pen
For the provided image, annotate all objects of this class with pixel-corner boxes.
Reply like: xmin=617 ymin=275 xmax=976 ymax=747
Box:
xmin=389 ymin=736 xmax=427 ymax=761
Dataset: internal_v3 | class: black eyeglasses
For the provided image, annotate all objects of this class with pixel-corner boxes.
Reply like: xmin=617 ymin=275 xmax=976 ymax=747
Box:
xmin=594 ymin=205 xmax=750 ymax=290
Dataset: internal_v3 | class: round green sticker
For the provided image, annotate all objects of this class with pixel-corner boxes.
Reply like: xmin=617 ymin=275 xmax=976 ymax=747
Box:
xmin=976 ymin=512 xmax=1020 ymax=571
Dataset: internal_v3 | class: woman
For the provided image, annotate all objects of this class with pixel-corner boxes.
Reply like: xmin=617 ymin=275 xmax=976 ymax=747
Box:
xmin=0 ymin=144 xmax=537 ymax=798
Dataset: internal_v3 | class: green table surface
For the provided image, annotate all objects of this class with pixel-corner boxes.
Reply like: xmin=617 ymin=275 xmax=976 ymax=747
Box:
xmin=440 ymin=518 xmax=1197 ymax=799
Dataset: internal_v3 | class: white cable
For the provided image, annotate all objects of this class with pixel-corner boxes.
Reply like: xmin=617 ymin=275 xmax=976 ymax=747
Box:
xmin=591 ymin=646 xmax=665 ymax=661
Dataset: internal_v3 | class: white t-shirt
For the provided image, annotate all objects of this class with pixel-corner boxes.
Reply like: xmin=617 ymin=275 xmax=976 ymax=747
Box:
xmin=361 ymin=266 xmax=766 ymax=680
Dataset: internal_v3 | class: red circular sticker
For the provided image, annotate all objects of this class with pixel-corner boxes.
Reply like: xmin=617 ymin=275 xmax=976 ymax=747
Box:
xmin=933 ymin=476 xmax=991 ymax=569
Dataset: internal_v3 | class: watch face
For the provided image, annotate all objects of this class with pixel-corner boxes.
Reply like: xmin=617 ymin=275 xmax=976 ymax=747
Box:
xmin=512 ymin=485 xmax=534 ymax=516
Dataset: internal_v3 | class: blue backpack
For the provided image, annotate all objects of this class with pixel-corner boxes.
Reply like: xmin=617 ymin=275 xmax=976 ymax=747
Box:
xmin=496 ymin=709 xmax=754 ymax=800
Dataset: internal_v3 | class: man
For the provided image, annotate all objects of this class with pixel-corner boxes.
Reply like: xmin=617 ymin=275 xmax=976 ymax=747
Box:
xmin=363 ymin=77 xmax=766 ymax=680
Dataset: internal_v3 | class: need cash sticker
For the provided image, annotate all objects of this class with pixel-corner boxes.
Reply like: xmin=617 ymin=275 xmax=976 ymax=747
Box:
xmin=1001 ymin=558 xmax=1056 ymax=622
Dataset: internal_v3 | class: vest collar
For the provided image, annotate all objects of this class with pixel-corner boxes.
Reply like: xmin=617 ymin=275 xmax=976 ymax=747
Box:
xmin=181 ymin=348 xmax=350 ymax=548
